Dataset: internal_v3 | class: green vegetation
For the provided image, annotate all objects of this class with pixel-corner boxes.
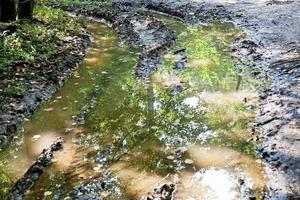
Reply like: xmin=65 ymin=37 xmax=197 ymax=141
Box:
xmin=0 ymin=6 xmax=83 ymax=110
xmin=0 ymin=172 xmax=13 ymax=198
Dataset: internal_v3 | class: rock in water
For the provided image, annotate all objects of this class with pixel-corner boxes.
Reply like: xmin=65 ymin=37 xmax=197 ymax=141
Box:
xmin=140 ymin=183 xmax=176 ymax=200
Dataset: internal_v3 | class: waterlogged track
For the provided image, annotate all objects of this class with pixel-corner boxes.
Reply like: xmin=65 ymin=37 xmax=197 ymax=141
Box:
xmin=1 ymin=12 xmax=267 ymax=200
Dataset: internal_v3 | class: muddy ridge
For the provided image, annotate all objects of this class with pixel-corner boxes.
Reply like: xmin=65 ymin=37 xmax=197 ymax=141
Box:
xmin=7 ymin=137 xmax=65 ymax=200
xmin=50 ymin=2 xmax=176 ymax=80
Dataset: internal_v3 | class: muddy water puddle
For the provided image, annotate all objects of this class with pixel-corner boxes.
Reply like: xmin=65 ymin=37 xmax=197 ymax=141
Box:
xmin=0 ymin=16 xmax=266 ymax=199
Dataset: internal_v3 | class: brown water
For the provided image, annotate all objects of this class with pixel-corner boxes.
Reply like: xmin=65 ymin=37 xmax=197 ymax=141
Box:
xmin=0 ymin=17 xmax=267 ymax=200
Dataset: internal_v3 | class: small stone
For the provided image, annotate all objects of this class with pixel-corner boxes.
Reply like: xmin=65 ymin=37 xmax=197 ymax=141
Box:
xmin=238 ymin=178 xmax=245 ymax=185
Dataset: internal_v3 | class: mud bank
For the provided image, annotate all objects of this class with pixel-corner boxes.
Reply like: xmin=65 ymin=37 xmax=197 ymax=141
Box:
xmin=7 ymin=137 xmax=64 ymax=199
xmin=0 ymin=29 xmax=90 ymax=149
xmin=50 ymin=3 xmax=175 ymax=80
xmin=110 ymin=0 xmax=300 ymax=199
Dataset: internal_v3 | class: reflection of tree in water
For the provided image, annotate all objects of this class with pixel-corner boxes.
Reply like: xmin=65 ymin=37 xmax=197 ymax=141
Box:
xmin=84 ymin=73 xmax=206 ymax=175
xmin=82 ymin=21 xmax=261 ymax=176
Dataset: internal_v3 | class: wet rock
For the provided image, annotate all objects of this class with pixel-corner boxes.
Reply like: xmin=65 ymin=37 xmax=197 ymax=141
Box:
xmin=171 ymin=84 xmax=184 ymax=96
xmin=238 ymin=178 xmax=245 ymax=186
xmin=78 ymin=194 xmax=103 ymax=200
xmin=173 ymin=48 xmax=185 ymax=54
xmin=141 ymin=183 xmax=176 ymax=200
xmin=173 ymin=51 xmax=187 ymax=72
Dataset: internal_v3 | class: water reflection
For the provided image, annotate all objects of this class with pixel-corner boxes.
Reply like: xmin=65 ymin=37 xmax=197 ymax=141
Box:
xmin=188 ymin=145 xmax=265 ymax=188
xmin=176 ymin=169 xmax=242 ymax=200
